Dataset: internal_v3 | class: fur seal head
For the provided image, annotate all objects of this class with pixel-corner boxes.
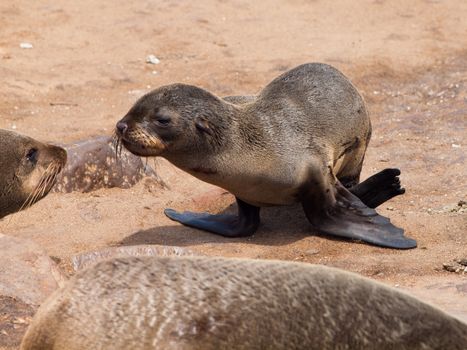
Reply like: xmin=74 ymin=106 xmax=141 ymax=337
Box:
xmin=0 ymin=130 xmax=67 ymax=218
xmin=115 ymin=83 xmax=234 ymax=158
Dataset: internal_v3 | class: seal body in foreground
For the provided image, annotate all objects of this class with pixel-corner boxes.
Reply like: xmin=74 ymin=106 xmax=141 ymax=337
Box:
xmin=21 ymin=256 xmax=467 ymax=350
xmin=116 ymin=63 xmax=414 ymax=248
xmin=0 ymin=129 xmax=66 ymax=218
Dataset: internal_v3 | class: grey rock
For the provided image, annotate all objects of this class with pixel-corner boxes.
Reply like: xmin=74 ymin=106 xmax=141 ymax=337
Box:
xmin=53 ymin=135 xmax=158 ymax=193
xmin=0 ymin=234 xmax=66 ymax=306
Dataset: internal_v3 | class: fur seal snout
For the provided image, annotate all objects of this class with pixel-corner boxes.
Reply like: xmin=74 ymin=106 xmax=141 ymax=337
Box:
xmin=0 ymin=129 xmax=67 ymax=218
xmin=116 ymin=63 xmax=414 ymax=249
xmin=21 ymin=256 xmax=467 ymax=349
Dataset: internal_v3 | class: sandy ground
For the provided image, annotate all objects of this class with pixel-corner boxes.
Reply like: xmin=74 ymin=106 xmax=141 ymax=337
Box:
xmin=0 ymin=0 xmax=466 ymax=347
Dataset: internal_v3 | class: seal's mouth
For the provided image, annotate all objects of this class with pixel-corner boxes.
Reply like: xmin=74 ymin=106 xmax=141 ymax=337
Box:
xmin=121 ymin=138 xmax=164 ymax=157
xmin=115 ymin=129 xmax=166 ymax=157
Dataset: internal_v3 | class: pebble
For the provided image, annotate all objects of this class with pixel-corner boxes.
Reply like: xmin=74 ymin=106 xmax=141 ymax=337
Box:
xmin=146 ymin=54 xmax=160 ymax=64
xmin=443 ymin=261 xmax=467 ymax=274
xmin=19 ymin=42 xmax=33 ymax=49
xmin=435 ymin=200 xmax=467 ymax=214
xmin=305 ymin=249 xmax=320 ymax=256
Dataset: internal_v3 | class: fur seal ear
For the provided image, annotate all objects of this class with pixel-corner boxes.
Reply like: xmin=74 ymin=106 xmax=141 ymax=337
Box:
xmin=195 ymin=117 xmax=213 ymax=136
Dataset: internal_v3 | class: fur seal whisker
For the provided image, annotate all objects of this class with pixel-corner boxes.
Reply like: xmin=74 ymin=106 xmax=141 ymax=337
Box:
xmin=23 ymin=160 xmax=62 ymax=211
xmin=18 ymin=163 xmax=53 ymax=213
xmin=22 ymin=163 xmax=55 ymax=212
xmin=112 ymin=131 xmax=123 ymax=163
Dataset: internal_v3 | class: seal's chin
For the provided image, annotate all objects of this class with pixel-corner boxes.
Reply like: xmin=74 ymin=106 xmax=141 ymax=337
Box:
xmin=121 ymin=138 xmax=165 ymax=157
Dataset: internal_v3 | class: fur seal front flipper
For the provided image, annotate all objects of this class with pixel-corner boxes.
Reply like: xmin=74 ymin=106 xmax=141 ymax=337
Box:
xmin=164 ymin=168 xmax=405 ymax=238
xmin=165 ymin=197 xmax=260 ymax=237
xmin=166 ymin=166 xmax=414 ymax=248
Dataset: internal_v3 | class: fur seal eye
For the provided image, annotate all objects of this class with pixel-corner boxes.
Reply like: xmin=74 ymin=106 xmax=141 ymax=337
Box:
xmin=26 ymin=148 xmax=38 ymax=163
xmin=155 ymin=116 xmax=171 ymax=127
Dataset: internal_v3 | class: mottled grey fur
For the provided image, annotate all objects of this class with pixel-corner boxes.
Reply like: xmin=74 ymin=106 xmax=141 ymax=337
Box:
xmin=21 ymin=256 xmax=467 ymax=349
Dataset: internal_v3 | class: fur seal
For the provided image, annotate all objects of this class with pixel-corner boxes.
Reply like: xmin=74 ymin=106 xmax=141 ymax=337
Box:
xmin=0 ymin=129 xmax=66 ymax=219
xmin=21 ymin=256 xmax=467 ymax=349
xmin=115 ymin=63 xmax=415 ymax=249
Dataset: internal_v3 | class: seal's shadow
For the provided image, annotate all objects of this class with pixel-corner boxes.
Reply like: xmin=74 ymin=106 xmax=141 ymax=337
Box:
xmin=120 ymin=203 xmax=316 ymax=247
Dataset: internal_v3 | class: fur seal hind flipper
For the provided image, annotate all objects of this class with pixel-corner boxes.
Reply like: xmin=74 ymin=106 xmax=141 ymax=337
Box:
xmin=302 ymin=168 xmax=416 ymax=249
xmin=350 ymin=168 xmax=405 ymax=208
xmin=165 ymin=197 xmax=260 ymax=237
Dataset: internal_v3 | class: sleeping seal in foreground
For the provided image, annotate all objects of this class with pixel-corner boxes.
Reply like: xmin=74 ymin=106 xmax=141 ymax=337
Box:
xmin=21 ymin=256 xmax=467 ymax=349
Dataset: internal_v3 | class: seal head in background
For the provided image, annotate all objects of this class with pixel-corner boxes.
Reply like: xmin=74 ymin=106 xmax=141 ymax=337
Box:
xmin=0 ymin=129 xmax=67 ymax=219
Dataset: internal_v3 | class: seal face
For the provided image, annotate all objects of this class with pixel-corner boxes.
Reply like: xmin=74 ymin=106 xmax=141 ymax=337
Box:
xmin=116 ymin=63 xmax=415 ymax=249
xmin=116 ymin=84 xmax=231 ymax=160
xmin=21 ymin=256 xmax=467 ymax=350
xmin=0 ymin=130 xmax=67 ymax=218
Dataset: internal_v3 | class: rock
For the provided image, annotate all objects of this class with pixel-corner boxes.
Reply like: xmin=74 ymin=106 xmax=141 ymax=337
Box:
xmin=146 ymin=54 xmax=160 ymax=64
xmin=53 ymin=135 xmax=159 ymax=193
xmin=0 ymin=234 xmax=66 ymax=305
xmin=0 ymin=233 xmax=66 ymax=347
xmin=72 ymin=245 xmax=198 ymax=271
xmin=436 ymin=201 xmax=467 ymax=214
xmin=19 ymin=42 xmax=33 ymax=49
xmin=443 ymin=260 xmax=467 ymax=274
xmin=305 ymin=249 xmax=320 ymax=256
xmin=0 ymin=296 xmax=35 ymax=349
xmin=403 ymin=277 xmax=467 ymax=323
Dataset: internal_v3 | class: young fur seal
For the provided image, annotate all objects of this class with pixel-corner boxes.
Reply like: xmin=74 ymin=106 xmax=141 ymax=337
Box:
xmin=116 ymin=63 xmax=416 ymax=249
xmin=0 ymin=129 xmax=66 ymax=218
xmin=21 ymin=256 xmax=467 ymax=349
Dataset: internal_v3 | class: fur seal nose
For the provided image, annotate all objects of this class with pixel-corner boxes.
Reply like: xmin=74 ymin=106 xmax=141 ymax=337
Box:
xmin=116 ymin=121 xmax=128 ymax=135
